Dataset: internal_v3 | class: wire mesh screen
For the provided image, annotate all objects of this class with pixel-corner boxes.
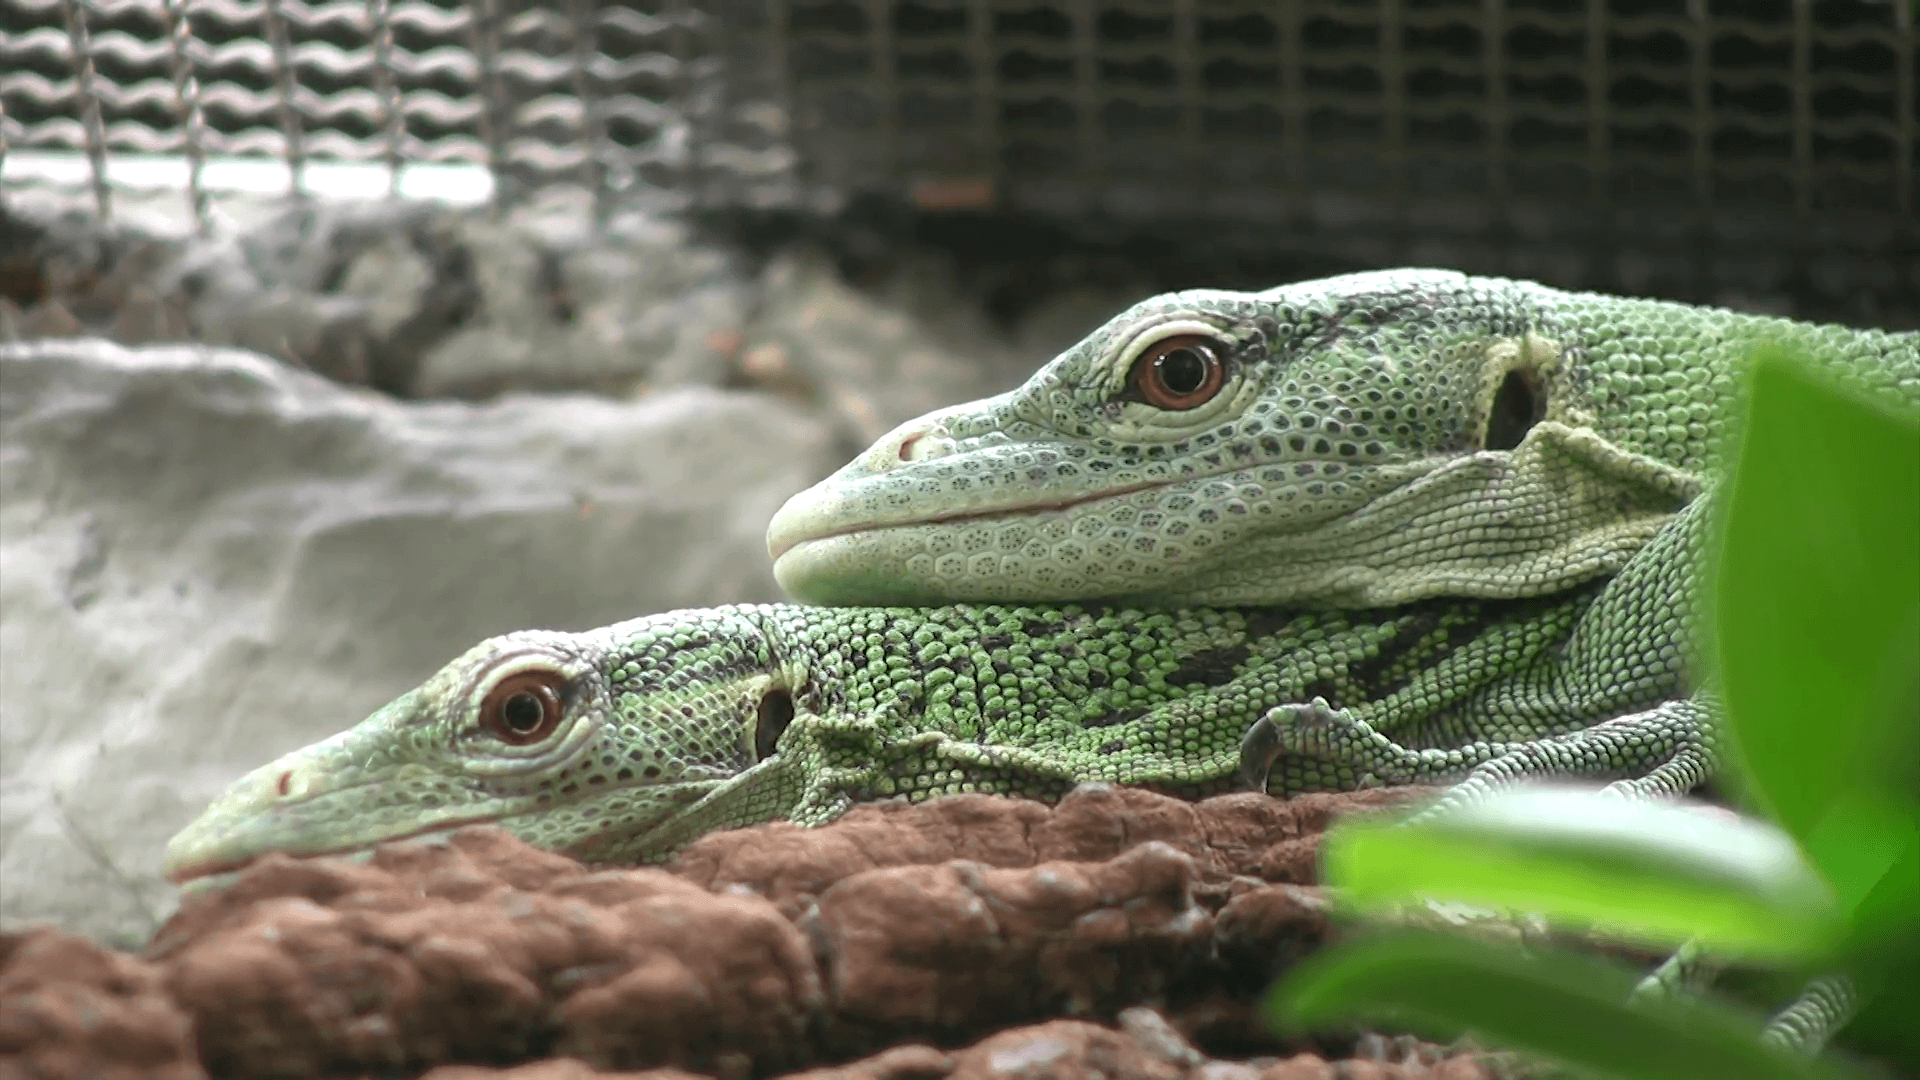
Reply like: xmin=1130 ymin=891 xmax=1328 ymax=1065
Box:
xmin=745 ymin=0 xmax=1917 ymax=319
xmin=0 ymin=0 xmax=795 ymax=214
xmin=3 ymin=0 xmax=1916 ymax=321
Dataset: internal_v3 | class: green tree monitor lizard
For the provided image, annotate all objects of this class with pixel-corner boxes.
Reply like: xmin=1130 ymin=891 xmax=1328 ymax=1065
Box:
xmin=167 ymin=577 xmax=1683 ymax=882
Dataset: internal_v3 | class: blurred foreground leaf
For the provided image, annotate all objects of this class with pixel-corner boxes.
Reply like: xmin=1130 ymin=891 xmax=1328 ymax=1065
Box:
xmin=1269 ymin=930 xmax=1859 ymax=1080
xmin=1713 ymin=349 xmax=1920 ymax=1031
xmin=1713 ymin=349 xmax=1920 ymax=924
xmin=1325 ymin=787 xmax=1843 ymax=961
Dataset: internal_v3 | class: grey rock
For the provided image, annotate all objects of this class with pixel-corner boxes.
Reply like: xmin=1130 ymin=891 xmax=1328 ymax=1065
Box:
xmin=736 ymin=247 xmax=1033 ymax=447
xmin=413 ymin=191 xmax=754 ymax=400
xmin=7 ymin=187 xmax=1081 ymax=422
xmin=177 ymin=199 xmax=480 ymax=393
xmin=2 ymin=201 xmax=193 ymax=345
xmin=6 ymin=191 xmax=481 ymax=394
xmin=336 ymin=224 xmax=439 ymax=340
xmin=0 ymin=338 xmax=839 ymax=948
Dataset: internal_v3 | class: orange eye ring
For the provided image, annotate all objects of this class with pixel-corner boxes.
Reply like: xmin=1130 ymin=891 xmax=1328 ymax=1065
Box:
xmin=1128 ymin=333 xmax=1229 ymax=410
xmin=480 ymin=670 xmax=567 ymax=745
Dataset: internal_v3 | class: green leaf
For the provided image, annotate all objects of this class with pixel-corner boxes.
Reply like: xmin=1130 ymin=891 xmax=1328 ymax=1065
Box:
xmin=1713 ymin=348 xmax=1920 ymax=916
xmin=1324 ymin=787 xmax=1842 ymax=960
xmin=1269 ymin=930 xmax=1860 ymax=1080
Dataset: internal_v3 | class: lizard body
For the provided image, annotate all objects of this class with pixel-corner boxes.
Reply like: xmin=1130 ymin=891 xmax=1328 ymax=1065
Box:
xmin=166 ymin=556 xmax=1690 ymax=882
xmin=750 ymin=269 xmax=1915 ymax=853
xmin=768 ymin=269 xmax=1917 ymax=608
xmin=167 ymin=271 xmax=1874 ymax=879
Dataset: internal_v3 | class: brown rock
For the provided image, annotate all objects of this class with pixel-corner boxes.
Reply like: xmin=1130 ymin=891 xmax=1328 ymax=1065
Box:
xmin=948 ymin=1011 xmax=1462 ymax=1080
xmin=1116 ymin=1006 xmax=1209 ymax=1068
xmin=782 ymin=1043 xmax=958 ymax=1080
xmin=783 ymin=1016 xmax=1492 ymax=1080
xmin=810 ymin=842 xmax=1212 ymax=1045
xmin=672 ymin=794 xmax=1054 ymax=915
xmin=552 ymin=884 xmax=821 ymax=1073
xmin=1259 ymin=1057 xmax=1337 ymax=1080
xmin=149 ymin=828 xmax=820 ymax=1078
xmin=1193 ymin=789 xmax=1432 ymax=884
xmin=1213 ymin=885 xmax=1336 ymax=986
xmin=13 ymin=785 xmax=1446 ymax=1078
xmin=421 ymin=1061 xmax=711 ymax=1079
xmin=776 ymin=1015 xmax=1487 ymax=1080
xmin=107 ymin=285 xmax=193 ymax=344
xmin=18 ymin=299 xmax=85 ymax=338
xmin=950 ymin=1020 xmax=1182 ymax=1080
xmin=403 ymin=1020 xmax=1495 ymax=1080
xmin=674 ymin=786 xmax=1432 ymax=918
xmin=145 ymin=854 xmax=397 ymax=958
xmin=0 ymin=926 xmax=206 ymax=1080
xmin=1190 ymin=1063 xmax=1265 ymax=1080
xmin=1026 ymin=785 xmax=1212 ymax=865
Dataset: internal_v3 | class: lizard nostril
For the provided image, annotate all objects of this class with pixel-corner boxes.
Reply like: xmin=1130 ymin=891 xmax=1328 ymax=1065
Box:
xmin=276 ymin=770 xmax=292 ymax=797
xmin=897 ymin=433 xmax=921 ymax=461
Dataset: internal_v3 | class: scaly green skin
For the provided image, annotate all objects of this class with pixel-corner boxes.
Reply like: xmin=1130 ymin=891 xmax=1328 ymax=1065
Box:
xmin=756 ymin=268 xmax=1916 ymax=867
xmin=165 ymin=548 xmax=1697 ymax=881
xmin=169 ymin=271 xmax=1862 ymax=882
xmin=768 ymin=269 xmax=1918 ymax=608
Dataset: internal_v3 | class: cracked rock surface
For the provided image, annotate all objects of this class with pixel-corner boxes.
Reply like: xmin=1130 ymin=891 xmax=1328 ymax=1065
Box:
xmin=5 ymin=786 xmax=1477 ymax=1080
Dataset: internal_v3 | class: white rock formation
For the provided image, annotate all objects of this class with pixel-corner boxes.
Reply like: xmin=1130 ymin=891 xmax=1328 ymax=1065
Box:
xmin=0 ymin=339 xmax=840 ymax=947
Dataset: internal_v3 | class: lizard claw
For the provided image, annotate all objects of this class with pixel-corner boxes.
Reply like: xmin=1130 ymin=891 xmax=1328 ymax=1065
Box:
xmin=1236 ymin=696 xmax=1348 ymax=792
xmin=1235 ymin=713 xmax=1284 ymax=792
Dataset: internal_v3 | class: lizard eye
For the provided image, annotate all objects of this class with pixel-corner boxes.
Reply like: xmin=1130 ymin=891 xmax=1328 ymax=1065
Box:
xmin=480 ymin=670 xmax=567 ymax=745
xmin=755 ymin=688 xmax=794 ymax=761
xmin=1128 ymin=333 xmax=1229 ymax=410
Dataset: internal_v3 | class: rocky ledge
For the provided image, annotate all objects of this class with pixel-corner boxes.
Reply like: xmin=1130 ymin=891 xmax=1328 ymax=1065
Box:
xmin=1 ymin=785 xmax=1496 ymax=1080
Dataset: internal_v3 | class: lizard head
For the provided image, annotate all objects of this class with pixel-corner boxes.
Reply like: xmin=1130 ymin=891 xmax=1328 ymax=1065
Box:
xmin=163 ymin=606 xmax=803 ymax=884
xmin=769 ymin=268 xmax=1698 ymax=608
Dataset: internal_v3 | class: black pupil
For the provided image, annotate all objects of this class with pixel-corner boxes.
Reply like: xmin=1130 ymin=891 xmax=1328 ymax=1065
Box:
xmin=1157 ymin=347 xmax=1208 ymax=394
xmin=503 ymin=691 xmax=545 ymax=732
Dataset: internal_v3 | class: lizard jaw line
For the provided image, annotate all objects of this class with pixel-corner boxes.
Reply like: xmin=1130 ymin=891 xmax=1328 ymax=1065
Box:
xmin=768 ymin=476 xmax=1179 ymax=563
xmin=166 ymin=776 xmax=732 ymax=885
xmin=164 ymin=813 xmax=510 ymax=885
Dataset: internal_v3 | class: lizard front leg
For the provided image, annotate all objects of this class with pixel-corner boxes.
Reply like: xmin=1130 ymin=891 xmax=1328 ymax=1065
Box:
xmin=1236 ymin=693 xmax=1719 ymax=815
xmin=1239 ymin=493 xmax=1723 ymax=809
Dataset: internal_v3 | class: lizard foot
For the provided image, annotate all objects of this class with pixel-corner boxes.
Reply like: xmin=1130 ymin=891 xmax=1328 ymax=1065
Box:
xmin=1236 ymin=696 xmax=1351 ymax=791
xmin=785 ymin=704 xmax=949 ymax=825
xmin=1405 ymin=696 xmax=1720 ymax=824
xmin=1237 ymin=696 xmax=1507 ymax=793
xmin=1627 ymin=938 xmax=1720 ymax=1006
xmin=1760 ymin=975 xmax=1858 ymax=1056
xmin=1239 ymin=694 xmax=1719 ymax=809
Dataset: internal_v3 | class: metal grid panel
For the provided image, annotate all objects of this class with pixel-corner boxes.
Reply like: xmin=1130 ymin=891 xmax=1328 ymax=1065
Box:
xmin=2 ymin=0 xmax=1914 ymax=318
xmin=0 ymin=0 xmax=800 ymax=218
xmin=764 ymin=0 xmax=1917 ymax=315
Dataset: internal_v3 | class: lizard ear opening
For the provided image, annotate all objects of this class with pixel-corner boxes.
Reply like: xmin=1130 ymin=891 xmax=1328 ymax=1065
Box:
xmin=1485 ymin=368 xmax=1547 ymax=451
xmin=755 ymin=688 xmax=794 ymax=761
